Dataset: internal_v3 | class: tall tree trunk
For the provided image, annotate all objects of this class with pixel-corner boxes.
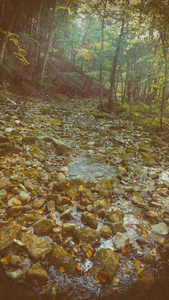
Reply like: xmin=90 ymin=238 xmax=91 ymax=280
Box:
xmin=107 ymin=17 xmax=124 ymax=110
xmin=0 ymin=0 xmax=20 ymax=66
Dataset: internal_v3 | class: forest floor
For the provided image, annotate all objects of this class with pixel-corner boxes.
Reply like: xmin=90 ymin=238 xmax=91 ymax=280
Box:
xmin=0 ymin=96 xmax=169 ymax=300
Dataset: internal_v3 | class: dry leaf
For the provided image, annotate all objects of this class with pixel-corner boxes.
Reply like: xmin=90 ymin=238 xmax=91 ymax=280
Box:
xmin=66 ymin=183 xmax=70 ymax=187
xmin=137 ymin=268 xmax=146 ymax=278
xmin=0 ymin=256 xmax=10 ymax=265
xmin=62 ymin=255 xmax=71 ymax=264
xmin=134 ymin=214 xmax=138 ymax=219
xmin=149 ymin=211 xmax=158 ymax=217
xmin=134 ymin=259 xmax=141 ymax=267
xmin=86 ymin=250 xmax=93 ymax=258
xmin=113 ymin=276 xmax=120 ymax=283
xmin=121 ymin=248 xmax=127 ymax=254
xmin=60 ymin=266 xmax=65 ymax=273
xmin=98 ymin=270 xmax=107 ymax=283
xmin=76 ymin=264 xmax=82 ymax=271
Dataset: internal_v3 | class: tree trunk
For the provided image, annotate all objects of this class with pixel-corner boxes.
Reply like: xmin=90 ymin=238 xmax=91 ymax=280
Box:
xmin=107 ymin=17 xmax=124 ymax=110
xmin=0 ymin=0 xmax=21 ymax=66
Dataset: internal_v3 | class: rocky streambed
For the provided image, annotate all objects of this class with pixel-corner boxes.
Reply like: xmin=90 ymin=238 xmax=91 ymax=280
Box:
xmin=0 ymin=97 xmax=169 ymax=299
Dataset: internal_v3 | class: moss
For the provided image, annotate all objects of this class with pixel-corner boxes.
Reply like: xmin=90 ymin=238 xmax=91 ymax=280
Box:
xmin=50 ymin=246 xmax=76 ymax=274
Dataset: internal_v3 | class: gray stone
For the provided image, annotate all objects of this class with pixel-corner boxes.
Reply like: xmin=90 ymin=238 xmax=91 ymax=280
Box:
xmin=0 ymin=177 xmax=10 ymax=189
xmin=60 ymin=208 xmax=73 ymax=220
xmin=106 ymin=210 xmax=124 ymax=223
xmin=74 ymin=227 xmax=100 ymax=244
xmin=19 ymin=191 xmax=31 ymax=204
xmin=114 ymin=232 xmax=130 ymax=250
xmin=0 ymin=224 xmax=22 ymax=251
xmin=55 ymin=173 xmax=66 ymax=182
xmin=46 ymin=200 xmax=55 ymax=212
xmin=151 ymin=222 xmax=169 ymax=235
xmin=93 ymin=199 xmax=110 ymax=211
xmin=21 ymin=233 xmax=52 ymax=260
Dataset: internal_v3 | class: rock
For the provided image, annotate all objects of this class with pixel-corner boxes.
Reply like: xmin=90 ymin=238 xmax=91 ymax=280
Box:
xmin=19 ymin=191 xmax=31 ymax=204
xmin=55 ymin=173 xmax=66 ymax=182
xmin=33 ymin=218 xmax=54 ymax=235
xmin=50 ymin=245 xmax=76 ymax=274
xmin=10 ymin=255 xmax=22 ymax=266
xmin=0 ymin=189 xmax=7 ymax=201
xmin=26 ymin=264 xmax=48 ymax=283
xmin=163 ymin=180 xmax=169 ymax=188
xmin=0 ymin=224 xmax=22 ymax=251
xmin=143 ymin=156 xmax=158 ymax=167
xmin=114 ymin=232 xmax=130 ymax=250
xmin=95 ymin=179 xmax=112 ymax=197
xmin=49 ymin=193 xmax=63 ymax=205
xmin=60 ymin=208 xmax=73 ymax=220
xmin=51 ymin=137 xmax=73 ymax=154
xmin=10 ymin=176 xmax=23 ymax=184
xmin=93 ymin=198 xmax=110 ymax=211
xmin=90 ymin=249 xmax=119 ymax=281
xmin=106 ymin=210 xmax=124 ymax=223
xmin=53 ymin=179 xmax=85 ymax=198
xmin=32 ymin=199 xmax=45 ymax=209
xmin=0 ymin=177 xmax=10 ymax=189
xmin=5 ymin=269 xmax=24 ymax=280
xmin=80 ymin=197 xmax=90 ymax=206
xmin=138 ymin=142 xmax=152 ymax=153
xmin=81 ymin=211 xmax=98 ymax=229
xmin=21 ymin=233 xmax=52 ymax=260
xmin=24 ymin=180 xmax=36 ymax=191
xmin=117 ymin=166 xmax=127 ymax=176
xmin=132 ymin=192 xmax=146 ymax=207
xmin=142 ymin=254 xmax=156 ymax=264
xmin=73 ymin=227 xmax=100 ymax=244
xmin=47 ymin=200 xmax=55 ymax=212
xmin=62 ymin=223 xmax=76 ymax=234
xmin=107 ymin=222 xmax=126 ymax=234
xmin=7 ymin=197 xmax=21 ymax=206
xmin=100 ymin=225 xmax=112 ymax=238
xmin=135 ymin=276 xmax=156 ymax=290
xmin=151 ymin=222 xmax=169 ymax=235
xmin=18 ymin=213 xmax=40 ymax=224
xmin=7 ymin=206 xmax=23 ymax=217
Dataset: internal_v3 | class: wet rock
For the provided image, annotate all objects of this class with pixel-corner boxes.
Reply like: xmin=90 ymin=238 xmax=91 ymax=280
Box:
xmin=117 ymin=166 xmax=127 ymax=176
xmin=100 ymin=225 xmax=112 ymax=238
xmin=114 ymin=232 xmax=130 ymax=250
xmin=93 ymin=198 xmax=110 ymax=211
xmin=111 ymin=176 xmax=120 ymax=188
xmin=132 ymin=192 xmax=146 ymax=207
xmin=52 ymin=179 xmax=84 ymax=198
xmin=5 ymin=269 xmax=24 ymax=280
xmin=7 ymin=197 xmax=21 ymax=206
xmin=50 ymin=245 xmax=76 ymax=274
xmin=80 ymin=197 xmax=90 ymax=206
xmin=21 ymin=233 xmax=52 ymax=260
xmin=142 ymin=254 xmax=156 ymax=264
xmin=106 ymin=210 xmax=124 ymax=223
xmin=73 ymin=227 xmax=100 ymax=244
xmin=143 ymin=156 xmax=158 ymax=167
xmin=0 ymin=177 xmax=10 ymax=189
xmin=10 ymin=175 xmax=23 ymax=184
xmin=19 ymin=191 xmax=31 ymax=204
xmin=95 ymin=179 xmax=112 ymax=197
xmin=7 ymin=205 xmax=23 ymax=217
xmin=62 ymin=223 xmax=76 ymax=234
xmin=163 ymin=180 xmax=169 ymax=188
xmin=138 ymin=142 xmax=152 ymax=153
xmin=108 ymin=222 xmax=126 ymax=234
xmin=51 ymin=137 xmax=73 ymax=154
xmin=55 ymin=173 xmax=66 ymax=182
xmin=49 ymin=193 xmax=63 ymax=205
xmin=26 ymin=264 xmax=48 ymax=283
xmin=90 ymin=248 xmax=119 ymax=281
xmin=33 ymin=218 xmax=54 ymax=235
xmin=87 ymin=205 xmax=93 ymax=212
xmin=135 ymin=276 xmax=156 ymax=290
xmin=10 ymin=255 xmax=22 ymax=267
xmin=18 ymin=213 xmax=40 ymax=224
xmin=47 ymin=200 xmax=55 ymax=212
xmin=60 ymin=208 xmax=73 ymax=220
xmin=0 ymin=224 xmax=22 ymax=251
xmin=32 ymin=199 xmax=45 ymax=209
xmin=151 ymin=222 xmax=169 ymax=235
xmin=0 ymin=189 xmax=7 ymax=201
xmin=24 ymin=180 xmax=36 ymax=192
xmin=81 ymin=211 xmax=98 ymax=229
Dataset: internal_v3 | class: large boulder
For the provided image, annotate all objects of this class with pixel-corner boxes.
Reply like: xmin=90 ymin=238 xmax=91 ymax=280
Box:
xmin=73 ymin=227 xmax=100 ymax=244
xmin=90 ymin=249 xmax=119 ymax=281
xmin=0 ymin=224 xmax=22 ymax=252
xmin=21 ymin=233 xmax=52 ymax=260
xmin=33 ymin=218 xmax=55 ymax=235
xmin=26 ymin=264 xmax=48 ymax=284
xmin=50 ymin=245 xmax=76 ymax=274
xmin=81 ymin=211 xmax=98 ymax=229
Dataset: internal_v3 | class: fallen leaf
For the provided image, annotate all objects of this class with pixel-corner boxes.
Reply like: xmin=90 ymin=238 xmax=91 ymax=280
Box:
xmin=62 ymin=255 xmax=71 ymax=264
xmin=121 ymin=248 xmax=127 ymax=254
xmin=134 ymin=214 xmax=138 ymax=219
xmin=60 ymin=266 xmax=65 ymax=273
xmin=0 ymin=256 xmax=10 ymax=265
xmin=113 ymin=276 xmax=120 ymax=283
xmin=98 ymin=270 xmax=107 ymax=283
xmin=66 ymin=183 xmax=70 ymax=187
xmin=76 ymin=264 xmax=82 ymax=271
xmin=137 ymin=268 xmax=146 ymax=278
xmin=149 ymin=211 xmax=158 ymax=217
xmin=86 ymin=250 xmax=93 ymax=258
xmin=134 ymin=259 xmax=141 ymax=267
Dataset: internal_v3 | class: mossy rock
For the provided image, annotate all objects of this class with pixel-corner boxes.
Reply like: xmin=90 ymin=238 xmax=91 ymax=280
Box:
xmin=73 ymin=227 xmax=100 ymax=244
xmin=50 ymin=246 xmax=76 ymax=274
xmin=95 ymin=179 xmax=112 ymax=197
xmin=143 ymin=156 xmax=158 ymax=167
xmin=52 ymin=178 xmax=85 ymax=198
xmin=23 ymin=169 xmax=41 ymax=179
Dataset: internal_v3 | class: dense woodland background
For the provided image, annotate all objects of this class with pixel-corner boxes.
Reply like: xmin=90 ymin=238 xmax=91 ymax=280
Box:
xmin=0 ymin=0 xmax=169 ymax=128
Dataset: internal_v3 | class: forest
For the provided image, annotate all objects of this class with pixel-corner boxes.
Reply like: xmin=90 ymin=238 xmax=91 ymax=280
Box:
xmin=0 ymin=1 xmax=169 ymax=300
